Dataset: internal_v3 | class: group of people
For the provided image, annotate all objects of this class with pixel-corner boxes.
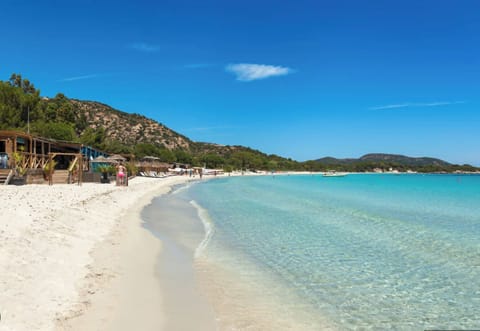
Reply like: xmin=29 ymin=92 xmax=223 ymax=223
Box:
xmin=184 ymin=168 xmax=203 ymax=178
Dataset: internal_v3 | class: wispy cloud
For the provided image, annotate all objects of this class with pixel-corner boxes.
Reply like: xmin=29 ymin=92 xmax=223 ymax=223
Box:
xmin=59 ymin=74 xmax=99 ymax=82
xmin=225 ymin=63 xmax=293 ymax=81
xmin=129 ymin=42 xmax=160 ymax=52
xmin=370 ymin=101 xmax=466 ymax=110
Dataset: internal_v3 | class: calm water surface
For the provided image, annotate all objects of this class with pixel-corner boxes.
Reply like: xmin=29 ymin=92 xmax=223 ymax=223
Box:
xmin=165 ymin=174 xmax=480 ymax=330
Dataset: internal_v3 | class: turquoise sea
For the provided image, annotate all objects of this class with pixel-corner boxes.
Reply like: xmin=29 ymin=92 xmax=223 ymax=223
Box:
xmin=149 ymin=174 xmax=480 ymax=330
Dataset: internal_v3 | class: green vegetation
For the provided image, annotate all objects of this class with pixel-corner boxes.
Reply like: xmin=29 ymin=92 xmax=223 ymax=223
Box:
xmin=32 ymin=121 xmax=76 ymax=141
xmin=12 ymin=147 xmax=27 ymax=176
xmin=304 ymin=157 xmax=479 ymax=173
xmin=43 ymin=159 xmax=57 ymax=179
xmin=125 ymin=162 xmax=137 ymax=175
xmin=96 ymin=164 xmax=116 ymax=175
xmin=0 ymin=74 xmax=478 ymax=173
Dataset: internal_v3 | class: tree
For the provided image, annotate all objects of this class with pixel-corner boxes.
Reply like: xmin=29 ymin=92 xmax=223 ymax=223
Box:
xmin=267 ymin=160 xmax=278 ymax=171
xmin=79 ymin=127 xmax=106 ymax=148
xmin=158 ymin=148 xmax=176 ymax=163
xmin=103 ymin=140 xmax=132 ymax=154
xmin=134 ymin=143 xmax=160 ymax=159
xmin=201 ymin=153 xmax=224 ymax=168
xmin=0 ymin=82 xmax=23 ymax=128
xmin=31 ymin=122 xmax=76 ymax=141
xmin=174 ymin=149 xmax=193 ymax=164
xmin=0 ymin=78 xmax=40 ymax=129
xmin=9 ymin=73 xmax=39 ymax=94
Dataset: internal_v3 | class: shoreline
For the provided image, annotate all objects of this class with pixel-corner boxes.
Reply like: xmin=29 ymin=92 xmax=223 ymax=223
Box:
xmin=0 ymin=171 xmax=300 ymax=331
xmin=57 ymin=175 xmax=210 ymax=331
xmin=0 ymin=176 xmax=197 ymax=331
xmin=2 ymin=172 xmax=478 ymax=330
xmin=142 ymin=192 xmax=218 ymax=331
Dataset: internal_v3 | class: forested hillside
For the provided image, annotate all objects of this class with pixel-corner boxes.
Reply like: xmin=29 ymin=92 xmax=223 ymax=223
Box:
xmin=0 ymin=74 xmax=299 ymax=170
xmin=0 ymin=74 xmax=477 ymax=173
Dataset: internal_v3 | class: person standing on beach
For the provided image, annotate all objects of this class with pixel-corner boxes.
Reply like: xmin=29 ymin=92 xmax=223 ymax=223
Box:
xmin=116 ymin=163 xmax=126 ymax=186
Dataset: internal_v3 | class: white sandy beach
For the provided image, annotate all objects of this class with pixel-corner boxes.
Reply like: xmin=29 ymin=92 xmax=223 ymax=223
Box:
xmin=0 ymin=171 xmax=314 ymax=331
xmin=0 ymin=176 xmax=198 ymax=331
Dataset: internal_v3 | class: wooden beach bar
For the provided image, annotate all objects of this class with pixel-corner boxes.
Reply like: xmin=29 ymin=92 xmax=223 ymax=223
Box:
xmin=0 ymin=130 xmax=108 ymax=185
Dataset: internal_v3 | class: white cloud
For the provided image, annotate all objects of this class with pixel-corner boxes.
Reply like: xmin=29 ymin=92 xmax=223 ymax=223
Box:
xmin=59 ymin=74 xmax=99 ymax=82
xmin=129 ymin=42 xmax=160 ymax=52
xmin=370 ymin=101 xmax=466 ymax=110
xmin=225 ymin=63 xmax=293 ymax=81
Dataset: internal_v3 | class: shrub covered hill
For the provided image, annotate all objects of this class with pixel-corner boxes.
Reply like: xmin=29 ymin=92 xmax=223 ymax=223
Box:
xmin=0 ymin=74 xmax=477 ymax=172
xmin=305 ymin=154 xmax=470 ymax=173
xmin=0 ymin=74 xmax=300 ymax=170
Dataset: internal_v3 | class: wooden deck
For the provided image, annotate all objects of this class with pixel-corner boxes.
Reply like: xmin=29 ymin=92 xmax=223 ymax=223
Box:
xmin=0 ymin=169 xmax=11 ymax=185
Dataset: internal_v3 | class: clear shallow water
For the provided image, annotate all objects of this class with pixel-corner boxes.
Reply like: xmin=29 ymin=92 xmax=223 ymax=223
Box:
xmin=180 ymin=174 xmax=480 ymax=330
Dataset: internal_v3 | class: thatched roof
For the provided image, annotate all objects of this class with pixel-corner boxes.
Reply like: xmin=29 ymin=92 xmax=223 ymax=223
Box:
xmin=91 ymin=156 xmax=114 ymax=163
xmin=107 ymin=154 xmax=126 ymax=161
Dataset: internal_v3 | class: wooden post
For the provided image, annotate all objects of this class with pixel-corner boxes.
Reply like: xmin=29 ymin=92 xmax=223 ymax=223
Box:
xmin=48 ymin=154 xmax=51 ymax=186
xmin=29 ymin=138 xmax=33 ymax=168
xmin=29 ymin=136 xmax=33 ymax=165
xmin=78 ymin=153 xmax=83 ymax=186
xmin=48 ymin=154 xmax=53 ymax=186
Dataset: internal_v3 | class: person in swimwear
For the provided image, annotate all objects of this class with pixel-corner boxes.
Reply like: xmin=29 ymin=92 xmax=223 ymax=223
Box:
xmin=117 ymin=163 xmax=126 ymax=186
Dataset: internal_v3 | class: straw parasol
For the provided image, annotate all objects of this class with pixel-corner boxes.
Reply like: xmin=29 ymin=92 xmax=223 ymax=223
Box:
xmin=90 ymin=155 xmax=114 ymax=163
xmin=107 ymin=154 xmax=126 ymax=162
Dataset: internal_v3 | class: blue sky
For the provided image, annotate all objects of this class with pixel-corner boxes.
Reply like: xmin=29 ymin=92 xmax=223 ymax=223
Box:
xmin=1 ymin=0 xmax=479 ymax=165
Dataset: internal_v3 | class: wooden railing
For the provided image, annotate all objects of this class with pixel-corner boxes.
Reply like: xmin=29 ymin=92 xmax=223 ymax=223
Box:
xmin=14 ymin=152 xmax=49 ymax=169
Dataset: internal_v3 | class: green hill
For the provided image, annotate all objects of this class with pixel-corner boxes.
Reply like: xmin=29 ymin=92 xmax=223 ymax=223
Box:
xmin=359 ymin=153 xmax=451 ymax=166
xmin=0 ymin=73 xmax=477 ymax=173
xmin=0 ymin=73 xmax=299 ymax=170
xmin=315 ymin=153 xmax=451 ymax=167
xmin=308 ymin=153 xmax=477 ymax=173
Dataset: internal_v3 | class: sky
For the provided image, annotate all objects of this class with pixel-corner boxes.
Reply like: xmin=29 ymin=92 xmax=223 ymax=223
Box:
xmin=1 ymin=0 xmax=479 ymax=165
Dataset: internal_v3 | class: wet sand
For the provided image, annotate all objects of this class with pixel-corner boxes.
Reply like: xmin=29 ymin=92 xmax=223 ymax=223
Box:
xmin=54 ymin=176 xmax=217 ymax=331
xmin=142 ymin=194 xmax=217 ymax=330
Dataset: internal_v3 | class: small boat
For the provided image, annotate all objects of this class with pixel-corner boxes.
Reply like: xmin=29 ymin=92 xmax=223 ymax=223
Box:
xmin=323 ymin=171 xmax=347 ymax=177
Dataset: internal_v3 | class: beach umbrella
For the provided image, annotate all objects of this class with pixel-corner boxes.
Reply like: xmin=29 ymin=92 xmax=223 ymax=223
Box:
xmin=91 ymin=156 xmax=110 ymax=163
xmin=107 ymin=154 xmax=126 ymax=162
